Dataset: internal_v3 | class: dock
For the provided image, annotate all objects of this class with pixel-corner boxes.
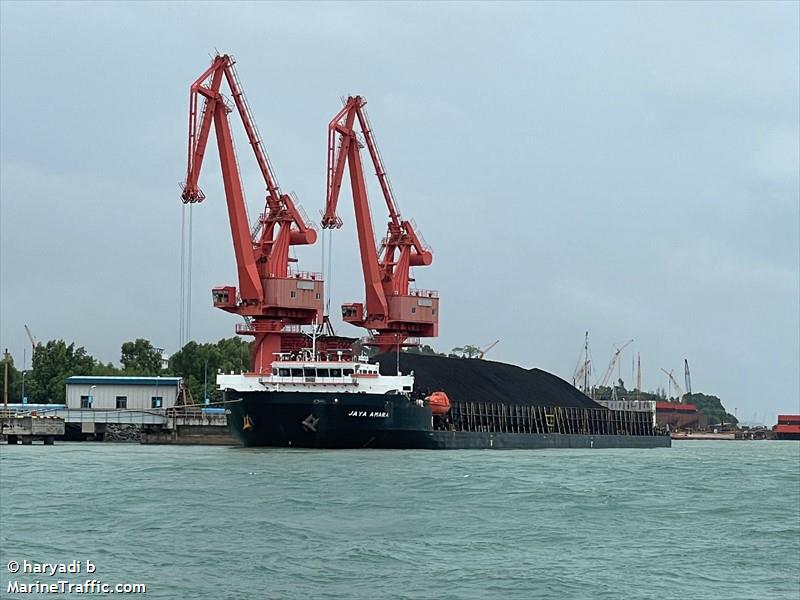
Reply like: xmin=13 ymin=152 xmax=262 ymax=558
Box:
xmin=0 ymin=405 xmax=235 ymax=445
xmin=1 ymin=414 xmax=65 ymax=445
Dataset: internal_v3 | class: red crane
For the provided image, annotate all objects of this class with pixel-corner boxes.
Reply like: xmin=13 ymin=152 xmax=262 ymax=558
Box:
xmin=181 ymin=54 xmax=322 ymax=373
xmin=322 ymin=96 xmax=438 ymax=352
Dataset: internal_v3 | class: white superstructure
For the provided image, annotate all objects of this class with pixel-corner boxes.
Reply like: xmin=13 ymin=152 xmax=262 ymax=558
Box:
xmin=217 ymin=354 xmax=414 ymax=395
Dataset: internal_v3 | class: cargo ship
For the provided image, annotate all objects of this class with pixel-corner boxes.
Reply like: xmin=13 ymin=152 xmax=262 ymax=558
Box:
xmin=220 ymin=351 xmax=671 ymax=450
xmin=188 ymin=56 xmax=662 ymax=451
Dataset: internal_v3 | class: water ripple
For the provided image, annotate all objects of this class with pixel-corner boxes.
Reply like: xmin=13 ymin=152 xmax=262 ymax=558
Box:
xmin=1 ymin=441 xmax=798 ymax=599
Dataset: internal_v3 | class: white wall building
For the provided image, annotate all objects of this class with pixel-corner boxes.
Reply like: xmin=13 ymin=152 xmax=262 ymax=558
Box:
xmin=65 ymin=376 xmax=181 ymax=410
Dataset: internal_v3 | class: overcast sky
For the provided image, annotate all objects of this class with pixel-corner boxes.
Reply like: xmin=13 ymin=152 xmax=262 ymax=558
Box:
xmin=1 ymin=1 xmax=797 ymax=422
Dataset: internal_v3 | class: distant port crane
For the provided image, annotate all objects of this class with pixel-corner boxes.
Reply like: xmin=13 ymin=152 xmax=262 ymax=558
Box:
xmin=661 ymin=368 xmax=685 ymax=403
xmin=180 ymin=54 xmax=322 ymax=373
xmin=572 ymin=332 xmax=592 ymax=394
xmin=479 ymin=340 xmax=500 ymax=360
xmin=322 ymin=96 xmax=438 ymax=352
xmin=24 ymin=324 xmax=38 ymax=356
xmin=597 ymin=339 xmax=634 ymax=388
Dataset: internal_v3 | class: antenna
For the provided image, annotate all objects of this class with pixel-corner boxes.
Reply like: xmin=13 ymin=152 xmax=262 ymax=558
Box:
xmin=583 ymin=332 xmax=590 ymax=394
xmin=3 ymin=348 xmax=9 ymax=413
xmin=636 ymin=353 xmax=641 ymax=400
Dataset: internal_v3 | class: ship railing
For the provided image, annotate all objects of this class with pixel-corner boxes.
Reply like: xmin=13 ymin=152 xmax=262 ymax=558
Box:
xmin=235 ymin=322 xmax=255 ymax=335
xmin=406 ymin=288 xmax=438 ymax=298
xmin=285 ymin=270 xmax=323 ymax=280
xmin=268 ymin=375 xmax=357 ymax=386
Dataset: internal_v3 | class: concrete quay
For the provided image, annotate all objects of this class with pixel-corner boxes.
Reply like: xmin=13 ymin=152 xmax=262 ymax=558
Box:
xmin=1 ymin=414 xmax=66 ymax=445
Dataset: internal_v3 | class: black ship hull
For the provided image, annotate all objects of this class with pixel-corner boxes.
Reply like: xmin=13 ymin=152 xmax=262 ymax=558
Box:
xmin=224 ymin=390 xmax=671 ymax=450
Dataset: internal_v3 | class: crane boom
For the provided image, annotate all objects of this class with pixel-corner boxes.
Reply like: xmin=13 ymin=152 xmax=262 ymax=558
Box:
xmin=479 ymin=340 xmax=500 ymax=359
xmin=180 ymin=54 xmax=322 ymax=373
xmin=573 ymin=359 xmax=591 ymax=390
xmin=661 ymin=368 xmax=685 ymax=403
xmin=24 ymin=325 xmax=37 ymax=353
xmin=598 ymin=339 xmax=634 ymax=387
xmin=322 ymin=96 xmax=437 ymax=352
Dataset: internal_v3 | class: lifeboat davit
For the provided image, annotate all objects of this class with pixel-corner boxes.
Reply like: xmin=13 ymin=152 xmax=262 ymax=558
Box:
xmin=427 ymin=391 xmax=451 ymax=415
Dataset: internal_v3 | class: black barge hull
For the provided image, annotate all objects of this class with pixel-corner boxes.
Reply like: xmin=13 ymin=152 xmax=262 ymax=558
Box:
xmin=224 ymin=391 xmax=671 ymax=449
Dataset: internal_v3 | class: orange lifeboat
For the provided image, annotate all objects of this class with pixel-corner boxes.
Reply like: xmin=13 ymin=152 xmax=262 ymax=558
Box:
xmin=427 ymin=391 xmax=451 ymax=415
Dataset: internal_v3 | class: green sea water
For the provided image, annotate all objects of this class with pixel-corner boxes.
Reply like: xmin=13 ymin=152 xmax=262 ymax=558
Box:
xmin=1 ymin=441 xmax=798 ymax=599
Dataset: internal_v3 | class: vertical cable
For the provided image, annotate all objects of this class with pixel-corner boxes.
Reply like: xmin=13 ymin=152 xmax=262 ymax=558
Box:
xmin=326 ymin=227 xmax=333 ymax=316
xmin=187 ymin=203 xmax=194 ymax=343
xmin=321 ymin=228 xmax=327 ymax=314
xmin=179 ymin=204 xmax=186 ymax=350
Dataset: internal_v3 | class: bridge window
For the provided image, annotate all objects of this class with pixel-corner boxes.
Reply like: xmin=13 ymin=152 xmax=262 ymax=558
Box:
xmin=303 ymin=368 xmax=316 ymax=378
xmin=343 ymin=369 xmax=354 ymax=376
xmin=330 ymin=369 xmax=342 ymax=377
xmin=317 ymin=369 xmax=329 ymax=378
xmin=291 ymin=368 xmax=303 ymax=378
xmin=151 ymin=396 xmax=163 ymax=409
xmin=80 ymin=395 xmax=90 ymax=409
xmin=116 ymin=396 xmax=127 ymax=409
xmin=278 ymin=368 xmax=290 ymax=377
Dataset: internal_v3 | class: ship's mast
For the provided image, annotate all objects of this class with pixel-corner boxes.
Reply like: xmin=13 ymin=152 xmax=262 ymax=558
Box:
xmin=583 ymin=332 xmax=590 ymax=394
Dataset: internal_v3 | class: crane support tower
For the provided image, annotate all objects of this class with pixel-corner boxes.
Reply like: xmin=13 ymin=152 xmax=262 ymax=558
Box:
xmin=181 ymin=54 xmax=322 ymax=373
xmin=322 ymin=96 xmax=438 ymax=352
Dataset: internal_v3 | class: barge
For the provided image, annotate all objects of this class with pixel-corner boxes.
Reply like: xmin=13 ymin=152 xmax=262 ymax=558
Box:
xmin=220 ymin=353 xmax=671 ymax=450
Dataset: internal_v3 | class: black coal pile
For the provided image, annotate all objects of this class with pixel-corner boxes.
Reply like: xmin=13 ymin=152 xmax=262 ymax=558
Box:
xmin=376 ymin=352 xmax=602 ymax=409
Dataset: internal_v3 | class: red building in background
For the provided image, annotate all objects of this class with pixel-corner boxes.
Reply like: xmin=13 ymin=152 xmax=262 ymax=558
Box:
xmin=774 ymin=415 xmax=800 ymax=440
xmin=656 ymin=402 xmax=703 ymax=430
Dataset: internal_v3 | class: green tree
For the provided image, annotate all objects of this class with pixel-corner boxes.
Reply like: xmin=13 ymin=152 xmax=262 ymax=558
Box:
xmin=451 ymin=345 xmax=481 ymax=358
xmin=92 ymin=361 xmax=121 ymax=376
xmin=120 ymin=338 xmax=163 ymax=375
xmin=404 ymin=344 xmax=443 ymax=356
xmin=168 ymin=338 xmax=251 ymax=404
xmin=686 ymin=392 xmax=738 ymax=426
xmin=351 ymin=340 xmax=378 ymax=358
xmin=26 ymin=340 xmax=95 ymax=403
